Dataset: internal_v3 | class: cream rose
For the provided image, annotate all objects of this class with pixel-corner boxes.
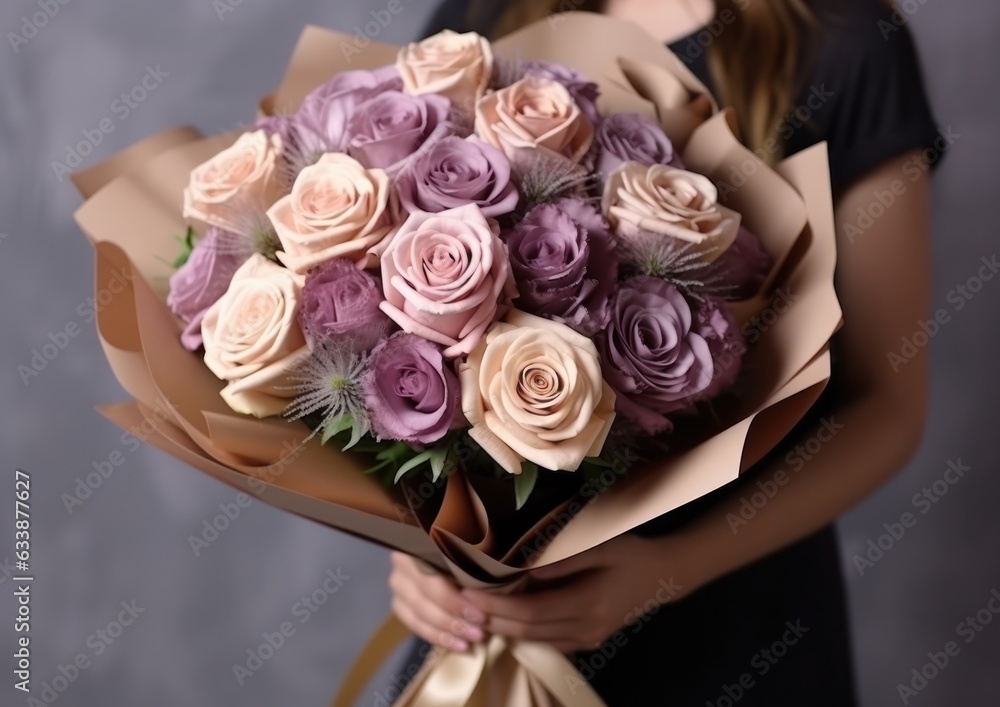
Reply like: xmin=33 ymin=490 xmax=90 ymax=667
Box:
xmin=602 ymin=162 xmax=741 ymax=263
xmin=201 ymin=254 xmax=312 ymax=418
xmin=380 ymin=203 xmax=513 ymax=359
xmin=459 ymin=309 xmax=616 ymax=475
xmin=183 ymin=130 xmax=286 ymax=236
xmin=267 ymin=153 xmax=397 ymax=273
xmin=397 ymin=29 xmax=493 ymax=105
xmin=475 ymin=75 xmax=594 ymax=168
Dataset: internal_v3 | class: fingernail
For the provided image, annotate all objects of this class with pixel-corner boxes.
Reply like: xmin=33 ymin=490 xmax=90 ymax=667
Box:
xmin=462 ymin=604 xmax=486 ymax=624
xmin=462 ymin=624 xmax=485 ymax=642
xmin=449 ymin=637 xmax=469 ymax=652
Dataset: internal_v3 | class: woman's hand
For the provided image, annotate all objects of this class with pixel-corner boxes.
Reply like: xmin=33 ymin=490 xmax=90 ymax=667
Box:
xmin=388 ymin=552 xmax=488 ymax=652
xmin=462 ymin=533 xmax=702 ymax=654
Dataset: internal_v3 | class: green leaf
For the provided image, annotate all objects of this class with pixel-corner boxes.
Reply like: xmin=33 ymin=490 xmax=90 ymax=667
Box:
xmin=321 ymin=414 xmax=355 ymax=445
xmin=514 ymin=461 xmax=539 ymax=511
xmin=428 ymin=446 xmax=449 ymax=483
xmin=172 ymin=227 xmax=197 ymax=269
xmin=393 ymin=451 xmax=432 ymax=484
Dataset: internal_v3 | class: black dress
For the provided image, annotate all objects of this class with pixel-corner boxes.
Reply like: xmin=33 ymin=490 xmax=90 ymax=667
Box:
xmin=394 ymin=1 xmax=943 ymax=704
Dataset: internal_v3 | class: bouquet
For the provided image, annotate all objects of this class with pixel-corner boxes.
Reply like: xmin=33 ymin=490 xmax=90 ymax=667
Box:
xmin=71 ymin=13 xmax=842 ymax=706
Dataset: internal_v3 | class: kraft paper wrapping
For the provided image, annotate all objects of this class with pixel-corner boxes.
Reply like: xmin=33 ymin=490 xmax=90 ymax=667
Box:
xmin=71 ymin=13 xmax=843 ymax=706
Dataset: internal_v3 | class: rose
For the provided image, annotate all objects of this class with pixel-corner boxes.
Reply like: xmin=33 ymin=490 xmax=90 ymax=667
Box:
xmin=379 ymin=204 xmax=514 ymax=359
xmin=503 ymin=201 xmax=617 ymax=336
xmin=267 ymin=153 xmax=397 ymax=273
xmin=347 ymin=91 xmax=452 ymax=171
xmin=602 ymin=162 xmax=740 ymax=263
xmin=475 ymin=76 xmax=594 ymax=169
xmin=705 ymin=225 xmax=773 ymax=300
xmin=596 ymin=112 xmax=678 ymax=178
xmin=183 ymin=130 xmax=286 ymax=236
xmin=201 ymin=254 xmax=312 ymax=418
xmin=293 ymin=67 xmax=402 ymax=157
xmin=299 ymin=259 xmax=391 ymax=351
xmin=459 ymin=309 xmax=616 ymax=474
xmin=522 ymin=60 xmax=601 ymax=125
xmin=597 ymin=276 xmax=742 ymax=435
xmin=167 ymin=228 xmax=249 ymax=351
xmin=397 ymin=30 xmax=493 ymax=104
xmin=363 ymin=333 xmax=460 ymax=445
xmin=396 ymin=136 xmax=518 ymax=217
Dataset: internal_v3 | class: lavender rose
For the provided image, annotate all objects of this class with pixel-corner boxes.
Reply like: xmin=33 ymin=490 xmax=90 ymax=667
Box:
xmin=347 ymin=91 xmax=452 ymax=171
xmin=523 ymin=60 xmax=601 ymax=124
xmin=596 ymin=112 xmax=678 ymax=178
xmin=294 ymin=68 xmax=402 ymax=157
xmin=396 ymin=136 xmax=518 ymax=217
xmin=598 ymin=276 xmax=743 ymax=435
xmin=363 ymin=333 xmax=459 ymax=445
xmin=299 ymin=259 xmax=391 ymax=351
xmin=167 ymin=228 xmax=248 ymax=351
xmin=504 ymin=201 xmax=617 ymax=336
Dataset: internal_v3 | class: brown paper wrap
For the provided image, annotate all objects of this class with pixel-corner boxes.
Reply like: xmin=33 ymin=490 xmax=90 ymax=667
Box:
xmin=72 ymin=13 xmax=842 ymax=706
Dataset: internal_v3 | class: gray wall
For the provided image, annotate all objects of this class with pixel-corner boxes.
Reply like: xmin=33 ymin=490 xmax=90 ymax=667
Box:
xmin=1 ymin=1 xmax=997 ymax=705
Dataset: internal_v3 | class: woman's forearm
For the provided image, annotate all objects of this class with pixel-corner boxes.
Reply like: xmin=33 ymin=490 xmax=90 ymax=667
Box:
xmin=667 ymin=388 xmax=926 ymax=591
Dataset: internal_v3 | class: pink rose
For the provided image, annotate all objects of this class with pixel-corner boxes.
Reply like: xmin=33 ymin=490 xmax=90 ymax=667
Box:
xmin=183 ymin=130 xmax=286 ymax=237
xmin=379 ymin=204 xmax=514 ymax=359
xmin=397 ymin=30 xmax=493 ymax=105
xmin=267 ymin=153 xmax=398 ymax=273
xmin=475 ymin=76 xmax=594 ymax=170
xmin=201 ymin=254 xmax=312 ymax=418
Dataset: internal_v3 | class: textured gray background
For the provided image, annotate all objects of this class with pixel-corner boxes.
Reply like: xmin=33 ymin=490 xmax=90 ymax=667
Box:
xmin=1 ymin=0 xmax=998 ymax=705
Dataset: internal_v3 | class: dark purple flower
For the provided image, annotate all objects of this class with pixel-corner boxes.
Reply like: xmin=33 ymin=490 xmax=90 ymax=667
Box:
xmin=596 ymin=112 xmax=679 ymax=178
xmin=167 ymin=228 xmax=248 ymax=351
xmin=363 ymin=333 xmax=459 ymax=444
xmin=523 ymin=60 xmax=601 ymax=124
xmin=704 ymin=225 xmax=773 ymax=300
xmin=347 ymin=91 xmax=452 ymax=171
xmin=298 ymin=259 xmax=391 ymax=351
xmin=504 ymin=201 xmax=617 ymax=336
xmin=597 ymin=276 xmax=743 ymax=435
xmin=396 ymin=136 xmax=518 ymax=217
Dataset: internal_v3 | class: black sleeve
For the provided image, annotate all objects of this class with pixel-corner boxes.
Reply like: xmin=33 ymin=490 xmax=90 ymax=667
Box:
xmin=792 ymin=2 xmax=946 ymax=192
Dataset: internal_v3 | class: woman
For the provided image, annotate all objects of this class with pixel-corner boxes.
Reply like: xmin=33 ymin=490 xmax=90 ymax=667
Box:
xmin=388 ymin=0 xmax=942 ymax=703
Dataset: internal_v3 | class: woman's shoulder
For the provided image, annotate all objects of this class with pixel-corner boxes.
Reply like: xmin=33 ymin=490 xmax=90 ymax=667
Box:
xmin=791 ymin=0 xmax=943 ymax=189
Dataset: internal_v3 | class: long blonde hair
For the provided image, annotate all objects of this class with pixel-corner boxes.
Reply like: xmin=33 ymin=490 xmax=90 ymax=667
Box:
xmin=475 ymin=0 xmax=816 ymax=162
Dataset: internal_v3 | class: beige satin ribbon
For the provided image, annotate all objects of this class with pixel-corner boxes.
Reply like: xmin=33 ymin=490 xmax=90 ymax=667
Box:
xmin=331 ymin=614 xmax=608 ymax=707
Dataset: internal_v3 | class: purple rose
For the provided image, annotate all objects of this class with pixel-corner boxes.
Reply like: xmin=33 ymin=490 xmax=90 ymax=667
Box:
xmin=598 ymin=276 xmax=743 ymax=435
xmin=167 ymin=228 xmax=249 ymax=351
xmin=396 ymin=136 xmax=518 ymax=217
xmin=347 ymin=91 xmax=452 ymax=171
xmin=704 ymin=226 xmax=773 ymax=300
xmin=299 ymin=259 xmax=391 ymax=351
xmin=504 ymin=201 xmax=617 ymax=336
xmin=596 ymin=112 xmax=679 ymax=178
xmin=294 ymin=68 xmax=403 ymax=156
xmin=363 ymin=333 xmax=459 ymax=444
xmin=523 ymin=60 xmax=601 ymax=124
